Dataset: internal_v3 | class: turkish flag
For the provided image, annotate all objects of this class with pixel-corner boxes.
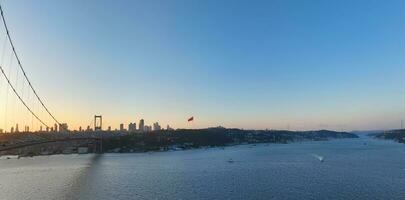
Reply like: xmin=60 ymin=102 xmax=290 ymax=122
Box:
xmin=188 ymin=116 xmax=194 ymax=122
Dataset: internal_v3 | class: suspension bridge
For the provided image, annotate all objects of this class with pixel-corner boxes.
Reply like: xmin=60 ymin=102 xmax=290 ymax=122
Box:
xmin=0 ymin=4 xmax=105 ymax=155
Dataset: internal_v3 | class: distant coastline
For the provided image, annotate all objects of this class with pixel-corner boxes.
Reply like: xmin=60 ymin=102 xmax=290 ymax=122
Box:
xmin=374 ymin=129 xmax=405 ymax=143
xmin=0 ymin=127 xmax=358 ymax=157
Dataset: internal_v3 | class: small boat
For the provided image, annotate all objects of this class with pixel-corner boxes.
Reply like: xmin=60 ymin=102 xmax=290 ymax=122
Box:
xmin=312 ymin=154 xmax=324 ymax=163
xmin=227 ymin=158 xmax=234 ymax=163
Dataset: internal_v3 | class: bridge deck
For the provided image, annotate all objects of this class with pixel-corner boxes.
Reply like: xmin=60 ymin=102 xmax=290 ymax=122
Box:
xmin=0 ymin=137 xmax=101 ymax=152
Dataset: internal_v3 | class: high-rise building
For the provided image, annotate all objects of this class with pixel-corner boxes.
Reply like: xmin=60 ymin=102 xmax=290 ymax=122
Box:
xmin=144 ymin=125 xmax=152 ymax=132
xmin=59 ymin=123 xmax=68 ymax=132
xmin=54 ymin=124 xmax=58 ymax=132
xmin=166 ymin=125 xmax=173 ymax=130
xmin=15 ymin=124 xmax=19 ymax=133
xmin=120 ymin=123 xmax=125 ymax=132
xmin=108 ymin=126 xmax=111 ymax=131
xmin=40 ymin=126 xmax=43 ymax=132
xmin=153 ymin=122 xmax=161 ymax=131
xmin=139 ymin=119 xmax=145 ymax=132
xmin=128 ymin=123 xmax=137 ymax=132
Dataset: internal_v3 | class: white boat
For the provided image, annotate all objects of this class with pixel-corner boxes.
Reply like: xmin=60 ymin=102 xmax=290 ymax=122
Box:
xmin=319 ymin=157 xmax=324 ymax=162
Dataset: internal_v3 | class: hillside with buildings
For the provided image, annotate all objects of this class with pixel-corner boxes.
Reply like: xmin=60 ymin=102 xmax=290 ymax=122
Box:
xmin=0 ymin=127 xmax=358 ymax=156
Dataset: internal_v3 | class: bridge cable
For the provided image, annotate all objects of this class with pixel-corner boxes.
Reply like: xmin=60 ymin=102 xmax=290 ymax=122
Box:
xmin=0 ymin=35 xmax=5 ymax=131
xmin=0 ymin=4 xmax=61 ymax=126
xmin=0 ymin=64 xmax=49 ymax=128
xmin=3 ymin=45 xmax=12 ymax=131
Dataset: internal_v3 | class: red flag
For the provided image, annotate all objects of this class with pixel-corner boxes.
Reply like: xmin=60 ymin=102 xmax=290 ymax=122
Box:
xmin=188 ymin=116 xmax=194 ymax=122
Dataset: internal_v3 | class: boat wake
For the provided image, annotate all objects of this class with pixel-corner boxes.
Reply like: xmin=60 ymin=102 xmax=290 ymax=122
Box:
xmin=311 ymin=154 xmax=325 ymax=162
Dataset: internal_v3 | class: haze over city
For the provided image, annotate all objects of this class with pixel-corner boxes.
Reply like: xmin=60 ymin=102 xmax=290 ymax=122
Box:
xmin=0 ymin=0 xmax=405 ymax=131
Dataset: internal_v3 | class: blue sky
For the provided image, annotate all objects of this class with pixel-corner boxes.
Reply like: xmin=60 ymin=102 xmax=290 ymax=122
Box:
xmin=1 ymin=0 xmax=405 ymax=131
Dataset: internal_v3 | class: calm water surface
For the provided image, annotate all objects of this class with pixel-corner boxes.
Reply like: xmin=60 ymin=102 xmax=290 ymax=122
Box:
xmin=1 ymin=136 xmax=405 ymax=200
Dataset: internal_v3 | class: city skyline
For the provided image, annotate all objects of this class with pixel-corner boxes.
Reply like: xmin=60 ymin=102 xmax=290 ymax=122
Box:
xmin=0 ymin=0 xmax=405 ymax=131
xmin=0 ymin=119 xmax=166 ymax=133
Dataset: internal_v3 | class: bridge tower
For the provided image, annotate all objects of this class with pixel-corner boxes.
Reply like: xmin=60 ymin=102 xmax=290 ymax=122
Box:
xmin=94 ymin=115 xmax=103 ymax=153
xmin=94 ymin=115 xmax=102 ymax=131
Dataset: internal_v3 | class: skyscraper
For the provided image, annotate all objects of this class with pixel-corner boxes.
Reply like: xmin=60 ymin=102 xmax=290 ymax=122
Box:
xmin=153 ymin=122 xmax=161 ymax=131
xmin=120 ymin=123 xmax=125 ymax=132
xmin=128 ymin=123 xmax=137 ymax=132
xmin=59 ymin=123 xmax=68 ymax=132
xmin=139 ymin=119 xmax=145 ymax=132
xmin=144 ymin=125 xmax=152 ymax=132
xmin=166 ymin=125 xmax=173 ymax=130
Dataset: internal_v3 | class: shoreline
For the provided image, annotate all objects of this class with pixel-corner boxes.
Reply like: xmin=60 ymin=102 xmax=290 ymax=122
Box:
xmin=0 ymin=137 xmax=361 ymax=159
